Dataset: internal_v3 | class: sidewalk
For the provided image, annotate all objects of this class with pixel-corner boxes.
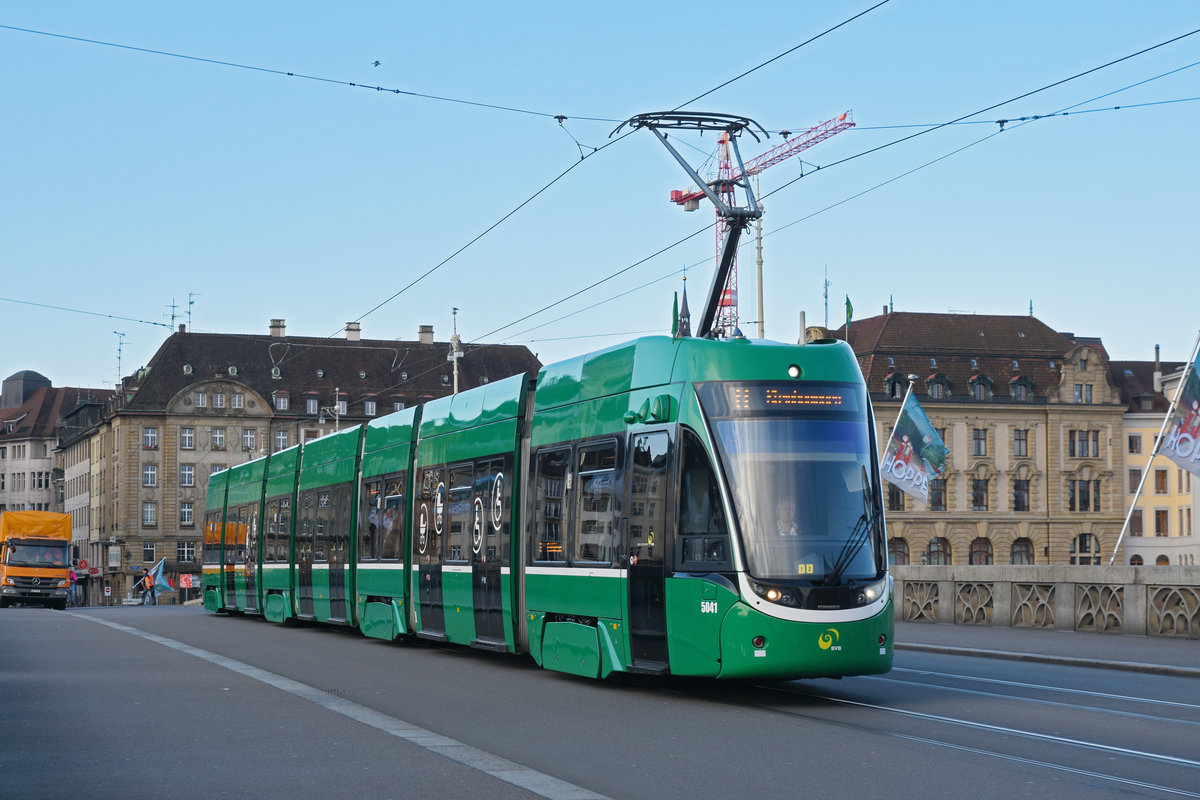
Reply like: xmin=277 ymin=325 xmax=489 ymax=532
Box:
xmin=895 ymin=621 xmax=1200 ymax=678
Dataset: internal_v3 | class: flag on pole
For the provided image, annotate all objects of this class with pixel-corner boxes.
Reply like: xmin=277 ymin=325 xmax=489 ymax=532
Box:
xmin=845 ymin=295 xmax=853 ymax=327
xmin=149 ymin=557 xmax=173 ymax=594
xmin=671 ymin=291 xmax=679 ymax=337
xmin=1161 ymin=352 xmax=1200 ymax=477
xmin=881 ymin=392 xmax=948 ymax=503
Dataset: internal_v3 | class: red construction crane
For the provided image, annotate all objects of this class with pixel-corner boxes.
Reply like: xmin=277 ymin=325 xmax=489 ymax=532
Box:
xmin=669 ymin=111 xmax=854 ymax=337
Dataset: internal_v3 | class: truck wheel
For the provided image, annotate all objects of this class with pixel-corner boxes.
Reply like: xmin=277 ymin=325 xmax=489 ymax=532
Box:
xmin=0 ymin=598 xmax=8 ymax=609
xmin=52 ymin=600 xmax=67 ymax=610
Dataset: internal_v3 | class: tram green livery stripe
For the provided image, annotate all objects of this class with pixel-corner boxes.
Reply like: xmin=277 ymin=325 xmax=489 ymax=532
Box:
xmin=79 ymin=614 xmax=607 ymax=800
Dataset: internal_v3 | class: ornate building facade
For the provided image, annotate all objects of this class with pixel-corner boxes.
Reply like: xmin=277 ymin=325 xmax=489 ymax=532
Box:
xmin=825 ymin=311 xmax=1129 ymax=566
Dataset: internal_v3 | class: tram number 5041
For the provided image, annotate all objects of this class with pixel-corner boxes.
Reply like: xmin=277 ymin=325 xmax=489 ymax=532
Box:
xmin=700 ymin=601 xmax=719 ymax=614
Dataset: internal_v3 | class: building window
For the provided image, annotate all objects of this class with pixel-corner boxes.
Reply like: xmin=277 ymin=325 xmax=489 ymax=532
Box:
xmin=242 ymin=428 xmax=256 ymax=451
xmin=1068 ymin=479 xmax=1100 ymax=512
xmin=926 ymin=537 xmax=951 ymax=565
xmin=180 ymin=464 xmax=194 ymax=487
xmin=1013 ymin=479 xmax=1029 ymax=511
xmin=306 ymin=397 xmax=319 ymax=415
xmin=213 ymin=392 xmax=226 ymax=408
xmin=1128 ymin=468 xmax=1141 ymax=494
xmin=928 ymin=381 xmax=946 ymax=400
xmin=1128 ymin=434 xmax=1142 ymax=454
xmin=275 ymin=395 xmax=289 ymax=411
xmin=888 ymin=538 xmax=909 ymax=565
xmin=211 ymin=464 xmax=225 ymax=474
xmin=364 ymin=400 xmax=377 ymax=416
xmin=887 ymin=483 xmax=904 ymax=512
xmin=972 ymin=479 xmax=988 ymax=511
xmin=1155 ymin=509 xmax=1169 ymax=536
xmin=1129 ymin=554 xmax=1144 ymax=565
xmin=180 ymin=427 xmax=195 ymax=449
xmin=969 ymin=537 xmax=993 ymax=565
xmin=1070 ymin=533 xmax=1100 ymax=565
xmin=1012 ymin=383 xmax=1028 ymax=401
xmin=142 ymin=502 xmax=157 ymax=528
xmin=143 ymin=541 xmax=156 ymax=561
xmin=393 ymin=400 xmax=405 ymax=412
xmin=143 ymin=427 xmax=158 ymax=448
xmin=1069 ymin=430 xmax=1099 ymax=458
xmin=336 ymin=399 xmax=348 ymax=416
xmin=1130 ymin=509 xmax=1143 ymax=536
xmin=177 ymin=541 xmax=196 ymax=562
xmin=972 ymin=429 xmax=987 ymax=457
xmin=929 ymin=479 xmax=946 ymax=511
xmin=1154 ymin=469 xmax=1168 ymax=494
xmin=1180 ymin=469 xmax=1191 ymax=494
xmin=1010 ymin=538 xmax=1034 ymax=565
xmin=211 ymin=427 xmax=226 ymax=450
xmin=231 ymin=393 xmax=244 ymax=409
xmin=142 ymin=464 xmax=157 ymax=487
xmin=180 ymin=502 xmax=194 ymax=526
xmin=194 ymin=392 xmax=207 ymax=408
xmin=274 ymin=430 xmax=289 ymax=452
xmin=1013 ymin=429 xmax=1028 ymax=458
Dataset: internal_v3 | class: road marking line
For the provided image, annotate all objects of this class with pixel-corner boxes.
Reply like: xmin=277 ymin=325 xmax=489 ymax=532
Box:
xmin=81 ymin=615 xmax=607 ymax=800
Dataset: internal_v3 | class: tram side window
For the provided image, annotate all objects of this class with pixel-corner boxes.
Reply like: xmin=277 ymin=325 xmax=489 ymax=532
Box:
xmin=678 ymin=429 xmax=731 ymax=570
xmin=533 ymin=449 xmax=569 ymax=562
xmin=575 ymin=443 xmax=618 ymax=564
xmin=381 ymin=475 xmax=406 ymax=560
xmin=203 ymin=511 xmax=222 ymax=565
xmin=298 ymin=491 xmax=316 ymax=562
xmin=414 ymin=466 xmax=444 ymax=566
xmin=476 ymin=459 xmax=506 ymax=561
xmin=447 ymin=464 xmax=473 ymax=563
xmin=243 ymin=501 xmax=260 ymax=564
xmin=629 ymin=433 xmax=669 ymax=566
xmin=227 ymin=505 xmax=247 ymax=565
xmin=361 ymin=480 xmax=382 ymax=561
xmin=317 ymin=483 xmax=352 ymax=565
xmin=265 ymin=495 xmax=291 ymax=562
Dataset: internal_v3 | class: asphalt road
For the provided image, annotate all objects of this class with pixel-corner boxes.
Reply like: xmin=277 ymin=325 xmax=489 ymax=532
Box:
xmin=2 ymin=606 xmax=1197 ymax=799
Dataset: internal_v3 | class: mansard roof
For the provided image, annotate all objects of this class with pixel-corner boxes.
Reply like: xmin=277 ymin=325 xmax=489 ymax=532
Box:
xmin=1108 ymin=360 xmax=1183 ymax=414
xmin=838 ymin=311 xmax=1096 ymax=402
xmin=0 ymin=386 xmax=114 ymax=441
xmin=109 ymin=327 xmax=542 ymax=417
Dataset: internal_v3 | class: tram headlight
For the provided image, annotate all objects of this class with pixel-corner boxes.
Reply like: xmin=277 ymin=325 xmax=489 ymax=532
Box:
xmin=787 ymin=364 xmax=802 ymax=379
xmin=856 ymin=579 xmax=888 ymax=606
xmin=765 ymin=588 xmax=782 ymax=602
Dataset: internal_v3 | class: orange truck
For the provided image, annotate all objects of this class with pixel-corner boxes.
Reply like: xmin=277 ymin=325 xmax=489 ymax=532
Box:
xmin=0 ymin=510 xmax=72 ymax=610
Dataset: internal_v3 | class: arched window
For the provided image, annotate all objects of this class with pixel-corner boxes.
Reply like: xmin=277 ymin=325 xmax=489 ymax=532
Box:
xmin=968 ymin=375 xmax=993 ymax=401
xmin=1010 ymin=537 xmax=1034 ymax=565
xmin=888 ymin=537 xmax=909 ymax=566
xmin=926 ymin=374 xmax=950 ymax=400
xmin=1070 ymin=532 xmax=1102 ymax=565
xmin=1128 ymin=554 xmax=1144 ymax=566
xmin=969 ymin=537 xmax=993 ymax=565
xmin=925 ymin=537 xmax=951 ymax=565
xmin=1156 ymin=554 xmax=1170 ymax=566
xmin=1009 ymin=375 xmax=1034 ymax=402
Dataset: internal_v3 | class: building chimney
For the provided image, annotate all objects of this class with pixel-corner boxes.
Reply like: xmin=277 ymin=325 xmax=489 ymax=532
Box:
xmin=178 ymin=324 xmax=187 ymax=333
xmin=345 ymin=322 xmax=361 ymax=342
xmin=418 ymin=324 xmax=434 ymax=345
xmin=269 ymin=319 xmax=286 ymax=338
xmin=883 ymin=305 xmax=888 ymax=315
xmin=1154 ymin=344 xmax=1162 ymax=393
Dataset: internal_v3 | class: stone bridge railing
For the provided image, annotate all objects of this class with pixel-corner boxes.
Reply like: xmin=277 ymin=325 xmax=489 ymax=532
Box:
xmin=891 ymin=566 xmax=1200 ymax=639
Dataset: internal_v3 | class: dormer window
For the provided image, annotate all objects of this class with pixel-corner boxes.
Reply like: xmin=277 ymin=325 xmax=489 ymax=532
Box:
xmin=968 ymin=374 xmax=993 ymax=401
xmin=926 ymin=374 xmax=950 ymax=400
xmin=1010 ymin=375 xmax=1034 ymax=402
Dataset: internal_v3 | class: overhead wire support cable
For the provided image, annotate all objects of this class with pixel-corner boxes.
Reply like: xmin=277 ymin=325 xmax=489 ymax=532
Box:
xmin=0 ymin=23 xmax=619 ymax=122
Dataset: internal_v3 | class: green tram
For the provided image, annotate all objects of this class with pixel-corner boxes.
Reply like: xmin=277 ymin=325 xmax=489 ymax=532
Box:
xmin=203 ymin=334 xmax=893 ymax=680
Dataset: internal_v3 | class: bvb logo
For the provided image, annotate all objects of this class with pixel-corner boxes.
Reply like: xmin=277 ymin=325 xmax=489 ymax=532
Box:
xmin=818 ymin=628 xmax=840 ymax=651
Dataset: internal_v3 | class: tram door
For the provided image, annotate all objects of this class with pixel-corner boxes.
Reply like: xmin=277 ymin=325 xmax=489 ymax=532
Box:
xmin=471 ymin=458 xmax=507 ymax=646
xmin=415 ymin=467 xmax=446 ymax=637
xmin=327 ymin=486 xmax=350 ymax=623
xmin=627 ymin=432 xmax=670 ymax=665
xmin=224 ymin=507 xmax=242 ymax=611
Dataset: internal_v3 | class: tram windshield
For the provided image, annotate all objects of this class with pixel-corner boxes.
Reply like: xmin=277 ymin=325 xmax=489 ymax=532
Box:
xmin=696 ymin=381 xmax=884 ymax=583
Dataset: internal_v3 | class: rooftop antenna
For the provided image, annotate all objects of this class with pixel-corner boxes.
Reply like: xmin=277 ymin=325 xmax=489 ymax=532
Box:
xmin=187 ymin=292 xmax=202 ymax=332
xmin=165 ymin=297 xmax=180 ymax=328
xmin=113 ymin=331 xmax=126 ymax=387
xmin=613 ymin=112 xmax=766 ymax=339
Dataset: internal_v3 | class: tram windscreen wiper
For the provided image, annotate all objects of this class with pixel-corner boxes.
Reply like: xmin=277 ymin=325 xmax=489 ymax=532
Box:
xmin=823 ymin=503 xmax=882 ymax=586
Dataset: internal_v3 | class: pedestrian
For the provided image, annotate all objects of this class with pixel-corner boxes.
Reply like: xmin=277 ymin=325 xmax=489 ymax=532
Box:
xmin=68 ymin=567 xmax=77 ymax=607
xmin=140 ymin=568 xmax=156 ymax=605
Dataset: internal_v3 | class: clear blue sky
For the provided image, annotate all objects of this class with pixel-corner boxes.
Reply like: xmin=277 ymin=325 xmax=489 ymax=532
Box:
xmin=3 ymin=1 xmax=1197 ymax=390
